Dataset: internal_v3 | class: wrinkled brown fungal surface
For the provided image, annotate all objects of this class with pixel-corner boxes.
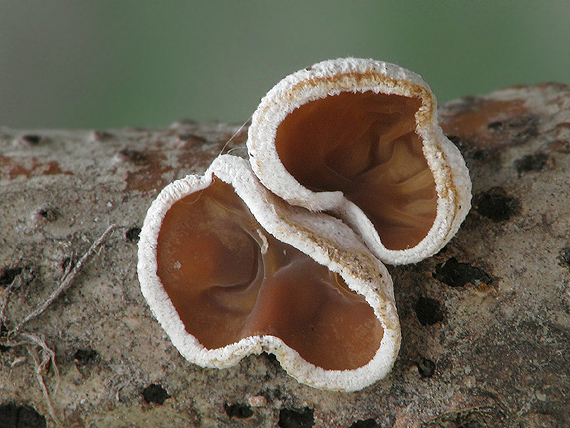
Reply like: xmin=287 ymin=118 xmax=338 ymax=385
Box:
xmin=274 ymin=91 xmax=437 ymax=250
xmin=156 ymin=178 xmax=383 ymax=370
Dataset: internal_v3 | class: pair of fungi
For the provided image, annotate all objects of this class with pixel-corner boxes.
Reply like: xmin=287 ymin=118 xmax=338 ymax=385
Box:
xmin=137 ymin=58 xmax=471 ymax=391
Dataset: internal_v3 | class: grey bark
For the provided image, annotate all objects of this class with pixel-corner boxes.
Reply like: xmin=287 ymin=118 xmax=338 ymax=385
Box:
xmin=1 ymin=84 xmax=569 ymax=427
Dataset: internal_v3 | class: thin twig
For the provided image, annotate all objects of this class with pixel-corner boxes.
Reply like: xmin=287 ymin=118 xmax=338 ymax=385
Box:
xmin=10 ymin=224 xmax=117 ymax=335
xmin=21 ymin=332 xmax=61 ymax=394
xmin=28 ymin=338 xmax=63 ymax=427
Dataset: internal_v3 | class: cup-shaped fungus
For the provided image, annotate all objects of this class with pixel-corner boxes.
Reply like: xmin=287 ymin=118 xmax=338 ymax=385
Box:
xmin=139 ymin=58 xmax=471 ymax=391
xmin=138 ymin=155 xmax=400 ymax=391
xmin=247 ymin=58 xmax=471 ymax=265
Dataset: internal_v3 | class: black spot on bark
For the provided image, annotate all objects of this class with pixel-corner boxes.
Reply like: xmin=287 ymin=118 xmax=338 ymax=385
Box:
xmin=38 ymin=208 xmax=58 ymax=222
xmin=125 ymin=227 xmax=141 ymax=242
xmin=278 ymin=407 xmax=315 ymax=428
xmin=414 ymin=297 xmax=444 ymax=326
xmin=515 ymin=152 xmax=550 ymax=175
xmin=74 ymin=349 xmax=100 ymax=365
xmin=473 ymin=187 xmax=520 ymax=222
xmin=0 ymin=267 xmax=34 ymax=290
xmin=434 ymin=257 xmax=491 ymax=288
xmin=142 ymin=384 xmax=171 ymax=405
xmin=417 ymin=357 xmax=436 ymax=378
xmin=20 ymin=135 xmax=43 ymax=145
xmin=0 ymin=324 xmax=10 ymax=352
xmin=0 ymin=268 xmax=22 ymax=287
xmin=224 ymin=402 xmax=253 ymax=419
xmin=118 ymin=148 xmax=148 ymax=165
xmin=0 ymin=402 xmax=46 ymax=428
xmin=349 ymin=418 xmax=381 ymax=428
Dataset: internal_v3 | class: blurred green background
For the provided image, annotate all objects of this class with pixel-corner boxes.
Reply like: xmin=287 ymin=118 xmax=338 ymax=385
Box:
xmin=0 ymin=1 xmax=568 ymax=130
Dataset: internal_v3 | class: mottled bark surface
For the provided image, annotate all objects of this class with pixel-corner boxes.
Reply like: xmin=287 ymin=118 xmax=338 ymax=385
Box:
xmin=1 ymin=83 xmax=569 ymax=427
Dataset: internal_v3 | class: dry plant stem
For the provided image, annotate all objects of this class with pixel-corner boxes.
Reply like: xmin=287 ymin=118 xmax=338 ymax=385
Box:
xmin=21 ymin=332 xmax=62 ymax=393
xmin=10 ymin=224 xmax=117 ymax=336
xmin=27 ymin=336 xmax=63 ymax=428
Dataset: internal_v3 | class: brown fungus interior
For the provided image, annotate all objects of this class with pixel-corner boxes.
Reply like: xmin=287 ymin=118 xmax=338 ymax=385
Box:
xmin=156 ymin=179 xmax=383 ymax=370
xmin=274 ymin=91 xmax=438 ymax=250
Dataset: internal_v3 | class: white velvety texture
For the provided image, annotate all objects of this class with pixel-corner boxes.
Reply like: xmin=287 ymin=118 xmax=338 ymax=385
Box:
xmin=138 ymin=155 xmax=400 ymax=392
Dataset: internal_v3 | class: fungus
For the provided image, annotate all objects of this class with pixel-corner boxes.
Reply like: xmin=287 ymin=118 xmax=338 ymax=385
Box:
xmin=138 ymin=155 xmax=400 ymax=391
xmin=138 ymin=58 xmax=470 ymax=391
xmin=156 ymin=179 xmax=383 ymax=370
xmin=248 ymin=58 xmax=471 ymax=265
